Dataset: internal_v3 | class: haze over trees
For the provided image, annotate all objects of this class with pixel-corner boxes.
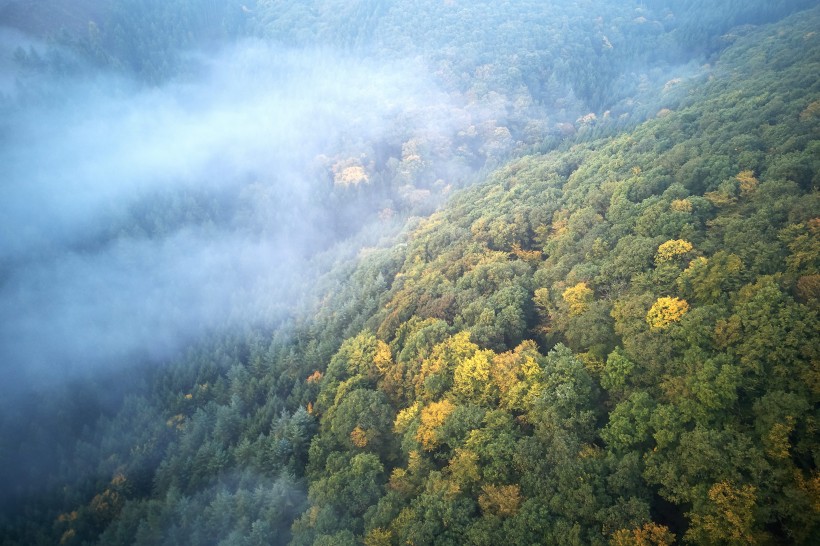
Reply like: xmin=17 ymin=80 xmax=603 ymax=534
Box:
xmin=0 ymin=1 xmax=818 ymax=545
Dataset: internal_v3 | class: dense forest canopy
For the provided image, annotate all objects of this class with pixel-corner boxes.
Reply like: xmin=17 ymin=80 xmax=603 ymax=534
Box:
xmin=0 ymin=1 xmax=818 ymax=545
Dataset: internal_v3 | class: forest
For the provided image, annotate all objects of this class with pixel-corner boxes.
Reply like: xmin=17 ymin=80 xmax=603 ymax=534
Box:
xmin=0 ymin=1 xmax=818 ymax=545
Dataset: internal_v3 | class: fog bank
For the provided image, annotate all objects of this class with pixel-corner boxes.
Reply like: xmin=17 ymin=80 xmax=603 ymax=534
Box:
xmin=0 ymin=39 xmax=456 ymax=397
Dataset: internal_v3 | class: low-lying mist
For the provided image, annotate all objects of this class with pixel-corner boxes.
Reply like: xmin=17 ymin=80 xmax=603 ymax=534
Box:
xmin=0 ymin=38 xmax=459 ymax=399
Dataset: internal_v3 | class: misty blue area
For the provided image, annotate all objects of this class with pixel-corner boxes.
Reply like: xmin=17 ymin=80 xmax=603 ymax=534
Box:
xmin=0 ymin=40 xmax=458 ymax=396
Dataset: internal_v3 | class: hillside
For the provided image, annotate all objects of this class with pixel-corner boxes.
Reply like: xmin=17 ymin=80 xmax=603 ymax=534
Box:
xmin=0 ymin=3 xmax=818 ymax=546
xmin=288 ymin=8 xmax=820 ymax=545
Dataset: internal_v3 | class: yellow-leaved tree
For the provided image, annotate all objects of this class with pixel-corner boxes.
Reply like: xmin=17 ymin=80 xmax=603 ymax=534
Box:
xmin=478 ymin=484 xmax=522 ymax=517
xmin=414 ymin=332 xmax=478 ymax=401
xmin=393 ymin=402 xmax=420 ymax=434
xmin=686 ymin=482 xmax=759 ymax=544
xmin=562 ymin=282 xmax=594 ymax=316
xmin=453 ymin=349 xmax=496 ymax=404
xmin=416 ymin=399 xmax=456 ymax=451
xmin=646 ymin=297 xmax=689 ymax=329
xmin=670 ymin=198 xmax=693 ymax=213
xmin=350 ymin=426 xmax=368 ymax=448
xmin=736 ymin=170 xmax=758 ymax=196
xmin=655 ymin=239 xmax=693 ymax=264
xmin=610 ymin=522 xmax=675 ymax=545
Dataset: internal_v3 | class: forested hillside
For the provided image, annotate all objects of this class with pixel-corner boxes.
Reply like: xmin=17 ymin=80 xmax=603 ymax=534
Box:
xmin=289 ymin=10 xmax=820 ymax=545
xmin=1 ymin=1 xmax=818 ymax=545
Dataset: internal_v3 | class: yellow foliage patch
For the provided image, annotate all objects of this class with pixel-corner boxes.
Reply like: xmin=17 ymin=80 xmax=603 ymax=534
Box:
xmin=388 ymin=467 xmax=411 ymax=494
xmin=670 ymin=198 xmax=693 ymax=213
xmin=90 ymin=487 xmax=123 ymax=519
xmin=416 ymin=399 xmax=455 ymax=450
xmin=57 ymin=511 xmax=79 ymax=523
xmin=551 ymin=209 xmax=570 ymax=238
xmin=490 ymin=349 xmax=521 ymax=396
xmin=166 ymin=414 xmax=186 ymax=430
xmin=765 ymin=418 xmax=795 ymax=460
xmin=655 ymin=239 xmax=694 ymax=264
xmin=578 ymin=443 xmax=602 ymax=459
xmin=448 ymin=448 xmax=480 ymax=486
xmin=363 ymin=528 xmax=393 ymax=546
xmin=800 ymin=99 xmax=820 ymax=121
xmin=394 ymin=402 xmax=420 ymax=434
xmin=794 ymin=470 xmax=820 ymax=513
xmin=111 ymin=473 xmax=127 ymax=487
xmin=478 ymin=484 xmax=522 ymax=517
xmin=333 ymin=159 xmax=370 ymax=187
xmin=796 ymin=274 xmax=820 ymax=302
xmin=511 ymin=243 xmax=543 ymax=263
xmin=415 ymin=332 xmax=477 ymax=399
xmin=646 ymin=297 xmax=690 ymax=329
xmin=704 ymin=189 xmax=735 ymax=207
xmin=687 ymin=482 xmax=758 ymax=544
xmin=407 ymin=450 xmax=422 ymax=473
xmin=562 ymin=282 xmax=594 ymax=316
xmin=533 ymin=287 xmax=550 ymax=311
xmin=453 ymin=349 xmax=494 ymax=402
xmin=60 ymin=529 xmax=77 ymax=545
xmin=350 ymin=426 xmax=368 ymax=448
xmin=610 ymin=522 xmax=675 ymax=545
xmin=373 ymin=340 xmax=393 ymax=375
xmin=736 ymin=170 xmax=758 ymax=196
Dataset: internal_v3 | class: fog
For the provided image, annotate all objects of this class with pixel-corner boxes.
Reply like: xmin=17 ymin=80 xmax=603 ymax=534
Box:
xmin=0 ymin=38 xmax=458 ymax=398
xmin=0 ymin=1 xmax=737 ymax=406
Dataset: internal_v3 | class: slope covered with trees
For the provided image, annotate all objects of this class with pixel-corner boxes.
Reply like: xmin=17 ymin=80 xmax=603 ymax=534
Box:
xmin=292 ymin=8 xmax=820 ymax=544
xmin=1 ymin=2 xmax=818 ymax=546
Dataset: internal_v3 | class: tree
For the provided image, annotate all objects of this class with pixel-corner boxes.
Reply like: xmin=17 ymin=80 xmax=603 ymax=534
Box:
xmin=600 ymin=347 xmax=636 ymax=400
xmin=677 ymin=252 xmax=743 ymax=304
xmin=453 ymin=349 xmax=497 ymax=405
xmin=326 ymin=388 xmax=394 ymax=458
xmin=655 ymin=239 xmax=693 ymax=265
xmin=478 ymin=484 xmax=521 ymax=517
xmin=602 ymin=391 xmax=655 ymax=454
xmin=562 ymin=282 xmax=594 ymax=316
xmin=610 ymin=523 xmax=675 ymax=546
xmin=414 ymin=332 xmax=478 ymax=402
xmin=416 ymin=399 xmax=456 ymax=451
xmin=298 ymin=453 xmax=386 ymax=538
xmin=646 ymin=297 xmax=689 ymax=330
xmin=686 ymin=482 xmax=760 ymax=545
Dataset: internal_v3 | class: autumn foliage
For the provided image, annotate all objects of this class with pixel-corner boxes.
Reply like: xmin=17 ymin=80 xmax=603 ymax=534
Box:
xmin=646 ymin=297 xmax=690 ymax=329
xmin=655 ymin=239 xmax=693 ymax=264
xmin=416 ymin=399 xmax=456 ymax=450
xmin=562 ymin=282 xmax=594 ymax=316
